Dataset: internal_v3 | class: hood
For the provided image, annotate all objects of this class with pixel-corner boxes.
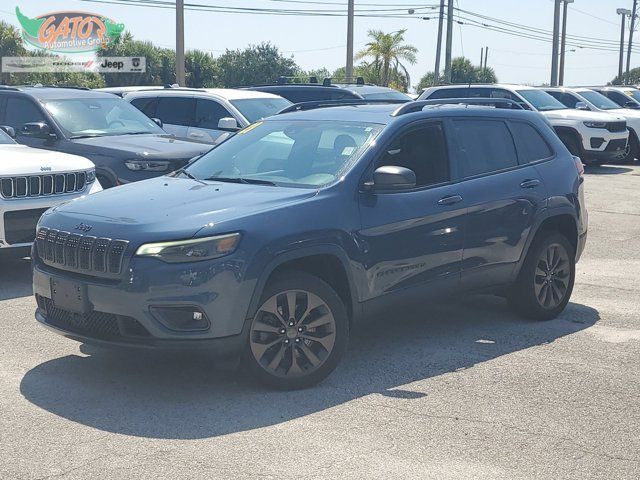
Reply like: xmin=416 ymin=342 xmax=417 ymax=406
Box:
xmin=70 ymin=134 xmax=211 ymax=160
xmin=41 ymin=176 xmax=317 ymax=241
xmin=607 ymin=108 xmax=640 ymax=126
xmin=0 ymin=144 xmax=94 ymax=175
xmin=542 ymin=109 xmax=625 ymax=122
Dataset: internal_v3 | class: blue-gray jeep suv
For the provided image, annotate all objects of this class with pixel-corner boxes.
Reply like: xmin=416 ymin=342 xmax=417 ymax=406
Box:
xmin=32 ymin=100 xmax=588 ymax=389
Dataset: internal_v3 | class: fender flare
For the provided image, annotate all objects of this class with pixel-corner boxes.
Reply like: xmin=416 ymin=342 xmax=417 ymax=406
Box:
xmin=244 ymin=244 xmax=362 ymax=322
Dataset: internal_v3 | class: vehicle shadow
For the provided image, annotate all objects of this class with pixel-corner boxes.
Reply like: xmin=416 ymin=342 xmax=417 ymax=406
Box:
xmin=20 ymin=296 xmax=599 ymax=440
xmin=585 ymin=165 xmax=634 ymax=175
xmin=0 ymin=257 xmax=33 ymax=300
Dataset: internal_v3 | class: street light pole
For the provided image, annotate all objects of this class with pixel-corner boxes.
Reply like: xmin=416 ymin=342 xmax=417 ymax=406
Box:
xmin=346 ymin=0 xmax=355 ymax=78
xmin=444 ymin=0 xmax=454 ymax=83
xmin=550 ymin=0 xmax=562 ymax=86
xmin=176 ymin=0 xmax=186 ymax=86
xmin=433 ymin=0 xmax=445 ymax=85
xmin=558 ymin=0 xmax=574 ymax=86
xmin=618 ymin=8 xmax=631 ymax=82
xmin=626 ymin=0 xmax=638 ymax=80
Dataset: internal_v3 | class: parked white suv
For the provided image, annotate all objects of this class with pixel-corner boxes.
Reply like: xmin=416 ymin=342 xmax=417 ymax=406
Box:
xmin=543 ymin=87 xmax=640 ymax=163
xmin=0 ymin=127 xmax=101 ymax=259
xmin=123 ymin=88 xmax=292 ymax=144
xmin=419 ymin=84 xmax=629 ymax=166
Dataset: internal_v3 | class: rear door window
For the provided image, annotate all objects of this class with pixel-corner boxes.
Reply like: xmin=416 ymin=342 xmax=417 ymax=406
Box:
xmin=509 ymin=121 xmax=553 ymax=164
xmin=155 ymin=97 xmax=195 ymax=126
xmin=452 ymin=119 xmax=518 ymax=178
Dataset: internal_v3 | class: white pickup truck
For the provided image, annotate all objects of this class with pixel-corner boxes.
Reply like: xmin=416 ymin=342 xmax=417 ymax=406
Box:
xmin=0 ymin=127 xmax=101 ymax=259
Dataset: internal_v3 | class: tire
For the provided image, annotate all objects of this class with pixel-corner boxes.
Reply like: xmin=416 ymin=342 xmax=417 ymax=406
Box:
xmin=557 ymin=131 xmax=582 ymax=157
xmin=244 ymin=271 xmax=349 ymax=390
xmin=616 ymin=134 xmax=639 ymax=165
xmin=508 ymin=232 xmax=575 ymax=321
xmin=96 ymin=174 xmax=114 ymax=189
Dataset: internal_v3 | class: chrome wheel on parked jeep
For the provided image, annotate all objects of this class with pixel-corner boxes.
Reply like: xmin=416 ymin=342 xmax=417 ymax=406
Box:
xmin=246 ymin=272 xmax=349 ymax=389
xmin=534 ymin=243 xmax=571 ymax=309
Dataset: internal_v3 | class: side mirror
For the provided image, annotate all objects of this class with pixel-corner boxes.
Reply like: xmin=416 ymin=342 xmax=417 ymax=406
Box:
xmin=151 ymin=117 xmax=163 ymax=128
xmin=624 ymin=100 xmax=640 ymax=109
xmin=20 ymin=122 xmax=55 ymax=139
xmin=369 ymin=166 xmax=416 ymax=191
xmin=217 ymin=117 xmax=239 ymax=131
xmin=575 ymin=101 xmax=589 ymax=111
xmin=0 ymin=125 xmax=16 ymax=138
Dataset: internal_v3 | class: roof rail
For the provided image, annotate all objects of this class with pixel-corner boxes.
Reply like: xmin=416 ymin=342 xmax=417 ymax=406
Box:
xmin=19 ymin=84 xmax=90 ymax=90
xmin=277 ymin=98 xmax=408 ymax=115
xmin=0 ymin=85 xmax=20 ymax=91
xmin=326 ymin=76 xmax=367 ymax=86
xmin=391 ymin=98 xmax=524 ymax=116
xmin=275 ymin=75 xmax=323 ymax=85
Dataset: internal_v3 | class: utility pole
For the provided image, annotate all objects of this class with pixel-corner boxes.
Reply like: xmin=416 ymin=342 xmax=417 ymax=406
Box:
xmin=444 ymin=0 xmax=454 ymax=83
xmin=433 ymin=0 xmax=445 ymax=85
xmin=618 ymin=8 xmax=631 ymax=82
xmin=175 ymin=0 xmax=185 ymax=86
xmin=484 ymin=46 xmax=488 ymax=70
xmin=550 ymin=0 xmax=562 ymax=86
xmin=558 ymin=0 xmax=574 ymax=86
xmin=480 ymin=48 xmax=484 ymax=69
xmin=346 ymin=0 xmax=355 ymax=78
xmin=626 ymin=0 xmax=638 ymax=80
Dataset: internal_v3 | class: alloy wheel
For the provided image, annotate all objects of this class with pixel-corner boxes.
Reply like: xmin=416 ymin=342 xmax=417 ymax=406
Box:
xmin=534 ymin=243 xmax=571 ymax=309
xmin=249 ymin=290 xmax=337 ymax=378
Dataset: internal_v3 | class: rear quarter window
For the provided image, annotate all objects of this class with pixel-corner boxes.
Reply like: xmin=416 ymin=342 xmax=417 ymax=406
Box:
xmin=509 ymin=121 xmax=554 ymax=164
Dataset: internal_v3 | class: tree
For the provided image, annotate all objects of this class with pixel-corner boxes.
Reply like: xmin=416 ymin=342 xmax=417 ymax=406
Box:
xmin=610 ymin=68 xmax=640 ymax=85
xmin=216 ymin=42 xmax=298 ymax=87
xmin=355 ymin=29 xmax=417 ymax=89
xmin=415 ymin=56 xmax=498 ymax=92
xmin=185 ymin=49 xmax=220 ymax=87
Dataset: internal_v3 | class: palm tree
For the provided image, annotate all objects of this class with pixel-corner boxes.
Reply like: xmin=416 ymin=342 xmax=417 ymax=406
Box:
xmin=355 ymin=29 xmax=418 ymax=88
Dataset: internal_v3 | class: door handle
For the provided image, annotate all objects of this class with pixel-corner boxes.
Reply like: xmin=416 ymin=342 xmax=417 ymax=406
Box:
xmin=437 ymin=194 xmax=463 ymax=206
xmin=189 ymin=132 xmax=204 ymax=138
xmin=520 ymin=179 xmax=540 ymax=189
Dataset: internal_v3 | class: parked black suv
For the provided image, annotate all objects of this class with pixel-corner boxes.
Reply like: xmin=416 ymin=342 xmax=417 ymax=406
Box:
xmin=0 ymin=86 xmax=211 ymax=188
xmin=245 ymin=77 xmax=365 ymax=103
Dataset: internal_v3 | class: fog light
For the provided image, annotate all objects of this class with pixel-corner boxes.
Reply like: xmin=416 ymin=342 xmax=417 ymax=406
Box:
xmin=150 ymin=306 xmax=210 ymax=331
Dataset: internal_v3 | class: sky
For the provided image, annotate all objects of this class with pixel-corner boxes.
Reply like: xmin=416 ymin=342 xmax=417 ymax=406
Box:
xmin=1 ymin=0 xmax=637 ymax=89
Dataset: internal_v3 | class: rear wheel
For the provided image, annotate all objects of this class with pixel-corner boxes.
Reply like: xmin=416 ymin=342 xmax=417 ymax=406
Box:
xmin=245 ymin=272 xmax=349 ymax=389
xmin=508 ymin=232 xmax=575 ymax=320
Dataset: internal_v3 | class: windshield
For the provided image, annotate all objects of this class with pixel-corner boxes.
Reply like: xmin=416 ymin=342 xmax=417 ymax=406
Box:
xmin=44 ymin=97 xmax=165 ymax=138
xmin=579 ymin=90 xmax=620 ymax=110
xmin=186 ymin=120 xmax=382 ymax=188
xmin=516 ymin=89 xmax=568 ymax=111
xmin=230 ymin=98 xmax=292 ymax=123
xmin=361 ymin=91 xmax=412 ymax=101
xmin=0 ymin=129 xmax=15 ymax=144
xmin=623 ymin=89 xmax=640 ymax=103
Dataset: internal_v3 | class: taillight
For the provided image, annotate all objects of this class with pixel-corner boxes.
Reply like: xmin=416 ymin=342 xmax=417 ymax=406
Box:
xmin=572 ymin=155 xmax=584 ymax=176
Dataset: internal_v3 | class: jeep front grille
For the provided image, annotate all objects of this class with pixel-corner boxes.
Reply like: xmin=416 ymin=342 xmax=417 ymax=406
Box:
xmin=36 ymin=227 xmax=129 ymax=275
xmin=0 ymin=172 xmax=87 ymax=199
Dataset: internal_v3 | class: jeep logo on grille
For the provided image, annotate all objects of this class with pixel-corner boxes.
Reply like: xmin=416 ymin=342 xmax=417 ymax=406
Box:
xmin=40 ymin=166 xmax=52 ymax=171
xmin=74 ymin=223 xmax=93 ymax=232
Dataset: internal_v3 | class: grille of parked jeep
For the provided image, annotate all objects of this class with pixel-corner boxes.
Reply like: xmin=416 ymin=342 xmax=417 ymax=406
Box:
xmin=605 ymin=121 xmax=626 ymax=133
xmin=37 ymin=295 xmax=150 ymax=340
xmin=36 ymin=227 xmax=129 ymax=275
xmin=0 ymin=172 xmax=87 ymax=199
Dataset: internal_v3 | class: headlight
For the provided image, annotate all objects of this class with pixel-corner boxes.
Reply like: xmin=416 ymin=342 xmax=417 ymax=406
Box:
xmin=125 ymin=160 xmax=171 ymax=172
xmin=583 ymin=121 xmax=607 ymax=128
xmin=86 ymin=169 xmax=96 ymax=183
xmin=135 ymin=233 xmax=241 ymax=263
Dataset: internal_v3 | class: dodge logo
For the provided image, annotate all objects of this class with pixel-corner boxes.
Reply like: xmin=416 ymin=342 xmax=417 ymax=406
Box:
xmin=74 ymin=223 xmax=93 ymax=232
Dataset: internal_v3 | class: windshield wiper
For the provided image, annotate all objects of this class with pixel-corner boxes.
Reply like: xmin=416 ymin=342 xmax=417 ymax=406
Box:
xmin=121 ymin=131 xmax=151 ymax=135
xmin=172 ymin=168 xmax=207 ymax=185
xmin=70 ymin=133 xmax=103 ymax=139
xmin=204 ymin=176 xmax=277 ymax=186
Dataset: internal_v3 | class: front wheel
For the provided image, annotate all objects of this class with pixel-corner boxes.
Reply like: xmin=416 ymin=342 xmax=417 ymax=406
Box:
xmin=245 ymin=272 xmax=349 ymax=389
xmin=616 ymin=135 xmax=639 ymax=164
xmin=508 ymin=232 xmax=575 ymax=321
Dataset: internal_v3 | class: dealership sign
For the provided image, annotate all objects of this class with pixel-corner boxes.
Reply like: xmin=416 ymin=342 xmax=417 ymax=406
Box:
xmin=15 ymin=6 xmax=125 ymax=53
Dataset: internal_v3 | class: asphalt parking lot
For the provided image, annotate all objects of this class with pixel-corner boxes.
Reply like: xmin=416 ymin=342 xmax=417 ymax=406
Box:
xmin=1 ymin=165 xmax=639 ymax=480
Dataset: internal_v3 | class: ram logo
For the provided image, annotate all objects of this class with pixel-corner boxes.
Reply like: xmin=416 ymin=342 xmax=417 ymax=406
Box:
xmin=74 ymin=223 xmax=93 ymax=233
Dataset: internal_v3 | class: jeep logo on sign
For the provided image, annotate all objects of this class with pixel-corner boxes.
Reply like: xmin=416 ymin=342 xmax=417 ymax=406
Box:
xmin=74 ymin=223 xmax=93 ymax=233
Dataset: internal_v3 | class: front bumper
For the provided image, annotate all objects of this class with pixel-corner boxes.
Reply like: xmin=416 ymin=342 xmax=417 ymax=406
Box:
xmin=583 ymin=137 xmax=628 ymax=160
xmin=32 ymin=253 xmax=256 ymax=354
